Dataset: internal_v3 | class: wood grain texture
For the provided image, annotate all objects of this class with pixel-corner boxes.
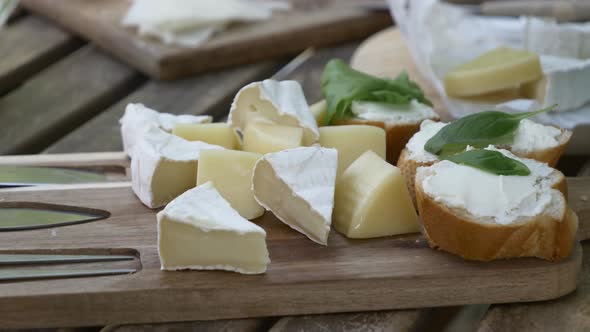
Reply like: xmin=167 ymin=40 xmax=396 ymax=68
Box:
xmin=45 ymin=61 xmax=279 ymax=154
xmin=103 ymin=318 xmax=272 ymax=332
xmin=0 ymin=180 xmax=584 ymax=329
xmin=350 ymin=27 xmax=589 ymax=154
xmin=21 ymin=0 xmax=391 ymax=80
xmin=0 ymin=46 xmax=144 ymax=155
xmin=0 ymin=15 xmax=82 ymax=96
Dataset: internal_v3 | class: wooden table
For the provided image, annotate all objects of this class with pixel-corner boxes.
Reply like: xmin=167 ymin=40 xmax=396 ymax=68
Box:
xmin=1 ymin=11 xmax=589 ymax=332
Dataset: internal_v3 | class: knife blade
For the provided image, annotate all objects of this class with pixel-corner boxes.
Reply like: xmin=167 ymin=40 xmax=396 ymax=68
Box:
xmin=0 ymin=205 xmax=108 ymax=231
xmin=0 ymin=254 xmax=135 ymax=265
xmin=0 ymin=165 xmax=108 ymax=188
xmin=0 ymin=268 xmax=136 ymax=282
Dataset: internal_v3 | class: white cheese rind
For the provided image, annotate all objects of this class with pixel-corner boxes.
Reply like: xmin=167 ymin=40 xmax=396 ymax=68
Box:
xmin=418 ymin=147 xmax=556 ymax=225
xmin=252 ymin=146 xmax=338 ymax=245
xmin=537 ymin=56 xmax=590 ymax=111
xmin=131 ymin=127 xmax=224 ymax=208
xmin=351 ymin=100 xmax=437 ymax=124
xmin=406 ymin=118 xmax=562 ymax=161
xmin=157 ymin=182 xmax=270 ymax=274
xmin=228 ymin=80 xmax=319 ymax=145
xmin=524 ymin=17 xmax=590 ymax=60
xmin=120 ymin=103 xmax=212 ymax=158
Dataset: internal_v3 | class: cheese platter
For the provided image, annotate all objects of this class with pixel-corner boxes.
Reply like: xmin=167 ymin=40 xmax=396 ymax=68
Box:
xmin=2 ymin=33 xmax=590 ymax=328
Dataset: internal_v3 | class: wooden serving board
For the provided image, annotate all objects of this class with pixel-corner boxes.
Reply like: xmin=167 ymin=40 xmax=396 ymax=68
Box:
xmin=0 ymin=178 xmax=588 ymax=329
xmin=21 ymin=0 xmax=392 ymax=80
xmin=349 ymin=28 xmax=590 ymax=154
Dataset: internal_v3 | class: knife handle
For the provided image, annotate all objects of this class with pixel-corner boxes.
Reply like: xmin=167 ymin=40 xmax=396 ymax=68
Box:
xmin=481 ymin=1 xmax=590 ymax=22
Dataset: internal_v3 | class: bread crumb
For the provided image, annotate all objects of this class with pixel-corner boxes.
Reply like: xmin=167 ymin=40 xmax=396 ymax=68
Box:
xmin=581 ymin=195 xmax=588 ymax=202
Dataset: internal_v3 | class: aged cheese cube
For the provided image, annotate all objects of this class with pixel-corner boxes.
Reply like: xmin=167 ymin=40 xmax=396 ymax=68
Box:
xmin=157 ymin=182 xmax=270 ymax=274
xmin=334 ymin=150 xmax=419 ymax=238
xmin=242 ymin=122 xmax=304 ymax=154
xmin=319 ymin=125 xmax=386 ymax=178
xmin=172 ymin=123 xmax=241 ymax=149
xmin=309 ymin=99 xmax=327 ymax=126
xmin=444 ymin=47 xmax=543 ymax=97
xmin=196 ymin=149 xmax=264 ymax=220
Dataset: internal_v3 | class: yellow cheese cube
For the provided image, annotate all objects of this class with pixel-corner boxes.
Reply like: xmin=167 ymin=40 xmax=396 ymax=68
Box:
xmin=309 ymin=100 xmax=327 ymax=126
xmin=334 ymin=150 xmax=419 ymax=238
xmin=196 ymin=149 xmax=264 ymax=220
xmin=444 ymin=47 xmax=543 ymax=98
xmin=319 ymin=125 xmax=386 ymax=178
xmin=172 ymin=123 xmax=240 ymax=149
xmin=242 ymin=122 xmax=304 ymax=154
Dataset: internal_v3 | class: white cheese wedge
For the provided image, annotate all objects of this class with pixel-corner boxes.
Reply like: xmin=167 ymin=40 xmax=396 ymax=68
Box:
xmin=524 ymin=17 xmax=590 ymax=60
xmin=525 ymin=56 xmax=590 ymax=111
xmin=252 ymin=146 xmax=338 ymax=245
xmin=334 ymin=150 xmax=420 ymax=238
xmin=228 ymin=80 xmax=319 ymax=146
xmin=131 ymin=127 xmax=224 ymax=208
xmin=318 ymin=125 xmax=387 ymax=178
xmin=172 ymin=123 xmax=241 ymax=149
xmin=242 ymin=122 xmax=303 ymax=154
xmin=196 ymin=149 xmax=264 ymax=220
xmin=120 ymin=103 xmax=212 ymax=158
xmin=157 ymin=182 xmax=270 ymax=274
xmin=351 ymin=100 xmax=438 ymax=124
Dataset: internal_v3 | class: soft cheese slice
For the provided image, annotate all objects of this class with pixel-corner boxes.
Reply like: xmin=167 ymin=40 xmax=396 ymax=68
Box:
xmin=521 ymin=56 xmax=590 ymax=111
xmin=334 ymin=151 xmax=419 ymax=238
xmin=120 ymin=103 xmax=212 ymax=157
xmin=196 ymin=149 xmax=264 ymax=220
xmin=132 ymin=127 xmax=224 ymax=208
xmin=242 ymin=122 xmax=303 ymax=154
xmin=524 ymin=17 xmax=590 ymax=60
xmin=228 ymin=80 xmax=319 ymax=145
xmin=252 ymin=146 xmax=338 ymax=245
xmin=444 ymin=47 xmax=543 ymax=97
xmin=157 ymin=182 xmax=270 ymax=274
xmin=319 ymin=125 xmax=386 ymax=178
xmin=172 ymin=123 xmax=241 ymax=149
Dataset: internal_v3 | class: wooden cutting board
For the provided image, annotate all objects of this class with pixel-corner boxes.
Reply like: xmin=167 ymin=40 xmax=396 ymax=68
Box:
xmin=0 ymin=177 xmax=588 ymax=328
xmin=21 ymin=0 xmax=392 ymax=80
xmin=349 ymin=27 xmax=590 ymax=154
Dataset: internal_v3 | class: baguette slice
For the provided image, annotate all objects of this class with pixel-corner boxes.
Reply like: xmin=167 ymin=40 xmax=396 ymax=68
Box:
xmin=415 ymin=149 xmax=577 ymax=261
xmin=399 ymin=119 xmax=572 ymax=206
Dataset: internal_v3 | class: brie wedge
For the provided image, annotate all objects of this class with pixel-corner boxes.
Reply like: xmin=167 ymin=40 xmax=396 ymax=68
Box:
xmin=524 ymin=17 xmax=590 ymax=60
xmin=131 ymin=127 xmax=224 ymax=208
xmin=157 ymin=182 xmax=270 ymax=274
xmin=196 ymin=149 xmax=264 ymax=220
xmin=228 ymin=80 xmax=319 ymax=146
xmin=252 ymin=146 xmax=338 ymax=245
xmin=120 ymin=103 xmax=212 ymax=158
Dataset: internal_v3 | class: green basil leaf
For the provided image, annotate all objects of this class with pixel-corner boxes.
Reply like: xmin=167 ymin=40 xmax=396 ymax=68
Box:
xmin=320 ymin=59 xmax=432 ymax=125
xmin=424 ymin=105 xmax=556 ymax=156
xmin=445 ymin=149 xmax=530 ymax=176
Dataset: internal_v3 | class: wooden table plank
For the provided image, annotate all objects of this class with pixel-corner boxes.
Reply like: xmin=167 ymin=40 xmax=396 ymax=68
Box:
xmin=44 ymin=61 xmax=280 ymax=154
xmin=0 ymin=46 xmax=144 ymax=155
xmin=102 ymin=318 xmax=272 ymax=332
xmin=0 ymin=15 xmax=82 ymax=95
xmin=477 ymin=159 xmax=590 ymax=332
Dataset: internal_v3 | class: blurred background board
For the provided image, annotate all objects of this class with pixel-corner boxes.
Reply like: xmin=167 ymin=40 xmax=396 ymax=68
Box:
xmin=21 ymin=0 xmax=392 ymax=80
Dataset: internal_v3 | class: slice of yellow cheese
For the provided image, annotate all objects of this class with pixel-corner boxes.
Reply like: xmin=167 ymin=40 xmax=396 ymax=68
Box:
xmin=242 ymin=122 xmax=304 ymax=154
xmin=318 ymin=125 xmax=386 ymax=178
xmin=309 ymin=99 xmax=328 ymax=126
xmin=172 ymin=123 xmax=241 ymax=150
xmin=444 ymin=47 xmax=543 ymax=98
xmin=196 ymin=149 xmax=264 ymax=220
xmin=333 ymin=150 xmax=419 ymax=238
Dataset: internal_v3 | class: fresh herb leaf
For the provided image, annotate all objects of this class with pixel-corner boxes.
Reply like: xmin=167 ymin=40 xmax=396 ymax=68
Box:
xmin=445 ymin=149 xmax=530 ymax=176
xmin=320 ymin=59 xmax=432 ymax=125
xmin=424 ymin=105 xmax=556 ymax=157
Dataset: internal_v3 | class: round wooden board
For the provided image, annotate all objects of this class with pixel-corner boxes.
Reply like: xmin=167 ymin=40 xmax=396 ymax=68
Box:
xmin=349 ymin=27 xmax=590 ymax=154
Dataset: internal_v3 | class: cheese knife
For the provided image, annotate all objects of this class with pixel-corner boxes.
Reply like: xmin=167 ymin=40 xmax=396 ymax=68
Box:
xmin=0 ymin=202 xmax=109 ymax=231
xmin=0 ymin=165 xmax=110 ymax=188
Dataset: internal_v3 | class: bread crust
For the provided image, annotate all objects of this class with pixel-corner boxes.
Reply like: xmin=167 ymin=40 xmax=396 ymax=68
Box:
xmin=338 ymin=116 xmax=438 ymax=164
xmin=515 ymin=129 xmax=572 ymax=167
xmin=415 ymin=174 xmax=577 ymax=261
xmin=397 ymin=148 xmax=434 ymax=207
